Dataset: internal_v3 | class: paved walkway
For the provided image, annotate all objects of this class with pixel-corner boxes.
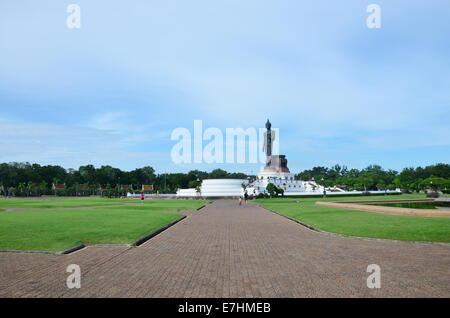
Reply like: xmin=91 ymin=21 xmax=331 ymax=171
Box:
xmin=0 ymin=200 xmax=449 ymax=297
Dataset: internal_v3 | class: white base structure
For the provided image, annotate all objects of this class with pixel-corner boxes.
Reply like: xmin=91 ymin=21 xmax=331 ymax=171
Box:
xmin=175 ymin=173 xmax=325 ymax=198
xmin=176 ymin=179 xmax=249 ymax=197
xmin=200 ymin=179 xmax=249 ymax=197
xmin=176 ymin=188 xmax=198 ymax=197
xmin=246 ymin=171 xmax=324 ymax=195
xmin=175 ymin=171 xmax=401 ymax=198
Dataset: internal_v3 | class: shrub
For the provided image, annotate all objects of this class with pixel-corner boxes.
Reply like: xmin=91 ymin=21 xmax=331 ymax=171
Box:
xmin=266 ymin=183 xmax=277 ymax=197
xmin=277 ymin=187 xmax=285 ymax=197
xmin=426 ymin=191 xmax=440 ymax=198
xmin=8 ymin=187 xmax=16 ymax=196
xmin=55 ymin=189 xmax=66 ymax=196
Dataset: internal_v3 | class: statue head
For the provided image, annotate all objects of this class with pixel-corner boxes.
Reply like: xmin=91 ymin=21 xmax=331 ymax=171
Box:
xmin=265 ymin=119 xmax=271 ymax=130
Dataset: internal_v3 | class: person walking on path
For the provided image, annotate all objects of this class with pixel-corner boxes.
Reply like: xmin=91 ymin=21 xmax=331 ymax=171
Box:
xmin=244 ymin=190 xmax=249 ymax=206
xmin=141 ymin=192 xmax=145 ymax=203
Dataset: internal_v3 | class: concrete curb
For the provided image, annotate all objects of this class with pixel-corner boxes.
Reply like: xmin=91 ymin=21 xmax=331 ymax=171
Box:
xmin=133 ymin=215 xmax=187 ymax=246
xmin=0 ymin=243 xmax=131 ymax=255
xmin=60 ymin=244 xmax=86 ymax=255
xmin=194 ymin=202 xmax=211 ymax=211
xmin=260 ymin=205 xmax=450 ymax=246
xmin=0 ymin=249 xmax=59 ymax=255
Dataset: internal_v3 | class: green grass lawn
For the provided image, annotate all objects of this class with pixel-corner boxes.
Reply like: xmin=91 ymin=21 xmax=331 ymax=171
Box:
xmin=0 ymin=198 xmax=208 ymax=251
xmin=255 ymin=194 xmax=450 ymax=242
xmin=0 ymin=197 xmax=134 ymax=209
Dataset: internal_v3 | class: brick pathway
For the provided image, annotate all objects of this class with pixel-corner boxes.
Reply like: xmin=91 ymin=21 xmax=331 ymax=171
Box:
xmin=0 ymin=200 xmax=449 ymax=297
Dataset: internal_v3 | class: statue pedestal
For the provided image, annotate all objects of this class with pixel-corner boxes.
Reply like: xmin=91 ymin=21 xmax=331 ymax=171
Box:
xmin=263 ymin=155 xmax=290 ymax=173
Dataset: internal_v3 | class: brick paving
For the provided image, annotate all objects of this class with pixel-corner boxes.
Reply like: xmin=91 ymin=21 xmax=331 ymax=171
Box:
xmin=0 ymin=199 xmax=449 ymax=297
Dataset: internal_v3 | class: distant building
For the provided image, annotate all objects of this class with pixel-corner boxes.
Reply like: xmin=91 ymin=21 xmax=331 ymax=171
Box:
xmin=52 ymin=183 xmax=65 ymax=190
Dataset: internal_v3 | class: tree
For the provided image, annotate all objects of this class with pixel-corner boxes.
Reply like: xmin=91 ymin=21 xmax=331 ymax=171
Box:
xmin=277 ymin=187 xmax=285 ymax=197
xmin=52 ymin=177 xmax=59 ymax=196
xmin=209 ymin=169 xmax=228 ymax=179
xmin=74 ymin=182 xmax=80 ymax=196
xmin=393 ymin=178 xmax=402 ymax=189
xmin=26 ymin=181 xmax=35 ymax=197
xmin=8 ymin=187 xmax=16 ymax=197
xmin=266 ymin=183 xmax=277 ymax=197
xmin=421 ymin=177 xmax=448 ymax=191
xmin=1 ymin=161 xmax=448 ymax=197
xmin=188 ymin=180 xmax=200 ymax=188
xmin=105 ymin=183 xmax=112 ymax=198
xmin=376 ymin=182 xmax=386 ymax=191
xmin=40 ymin=180 xmax=48 ymax=195
xmin=18 ymin=182 xmax=26 ymax=197
xmin=114 ymin=184 xmax=121 ymax=198
xmin=79 ymin=164 xmax=96 ymax=184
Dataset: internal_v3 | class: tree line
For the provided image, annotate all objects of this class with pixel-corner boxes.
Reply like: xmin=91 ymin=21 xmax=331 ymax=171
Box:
xmin=0 ymin=162 xmax=448 ymax=197
xmin=0 ymin=163 xmax=248 ymax=197
xmin=294 ymin=163 xmax=450 ymax=192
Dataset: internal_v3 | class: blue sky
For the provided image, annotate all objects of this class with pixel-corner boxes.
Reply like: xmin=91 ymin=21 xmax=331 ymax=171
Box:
xmin=0 ymin=0 xmax=449 ymax=174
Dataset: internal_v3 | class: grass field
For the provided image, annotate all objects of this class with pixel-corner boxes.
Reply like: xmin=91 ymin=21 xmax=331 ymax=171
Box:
xmin=0 ymin=197 xmax=143 ymax=209
xmin=255 ymin=194 xmax=450 ymax=242
xmin=0 ymin=198 xmax=208 ymax=251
